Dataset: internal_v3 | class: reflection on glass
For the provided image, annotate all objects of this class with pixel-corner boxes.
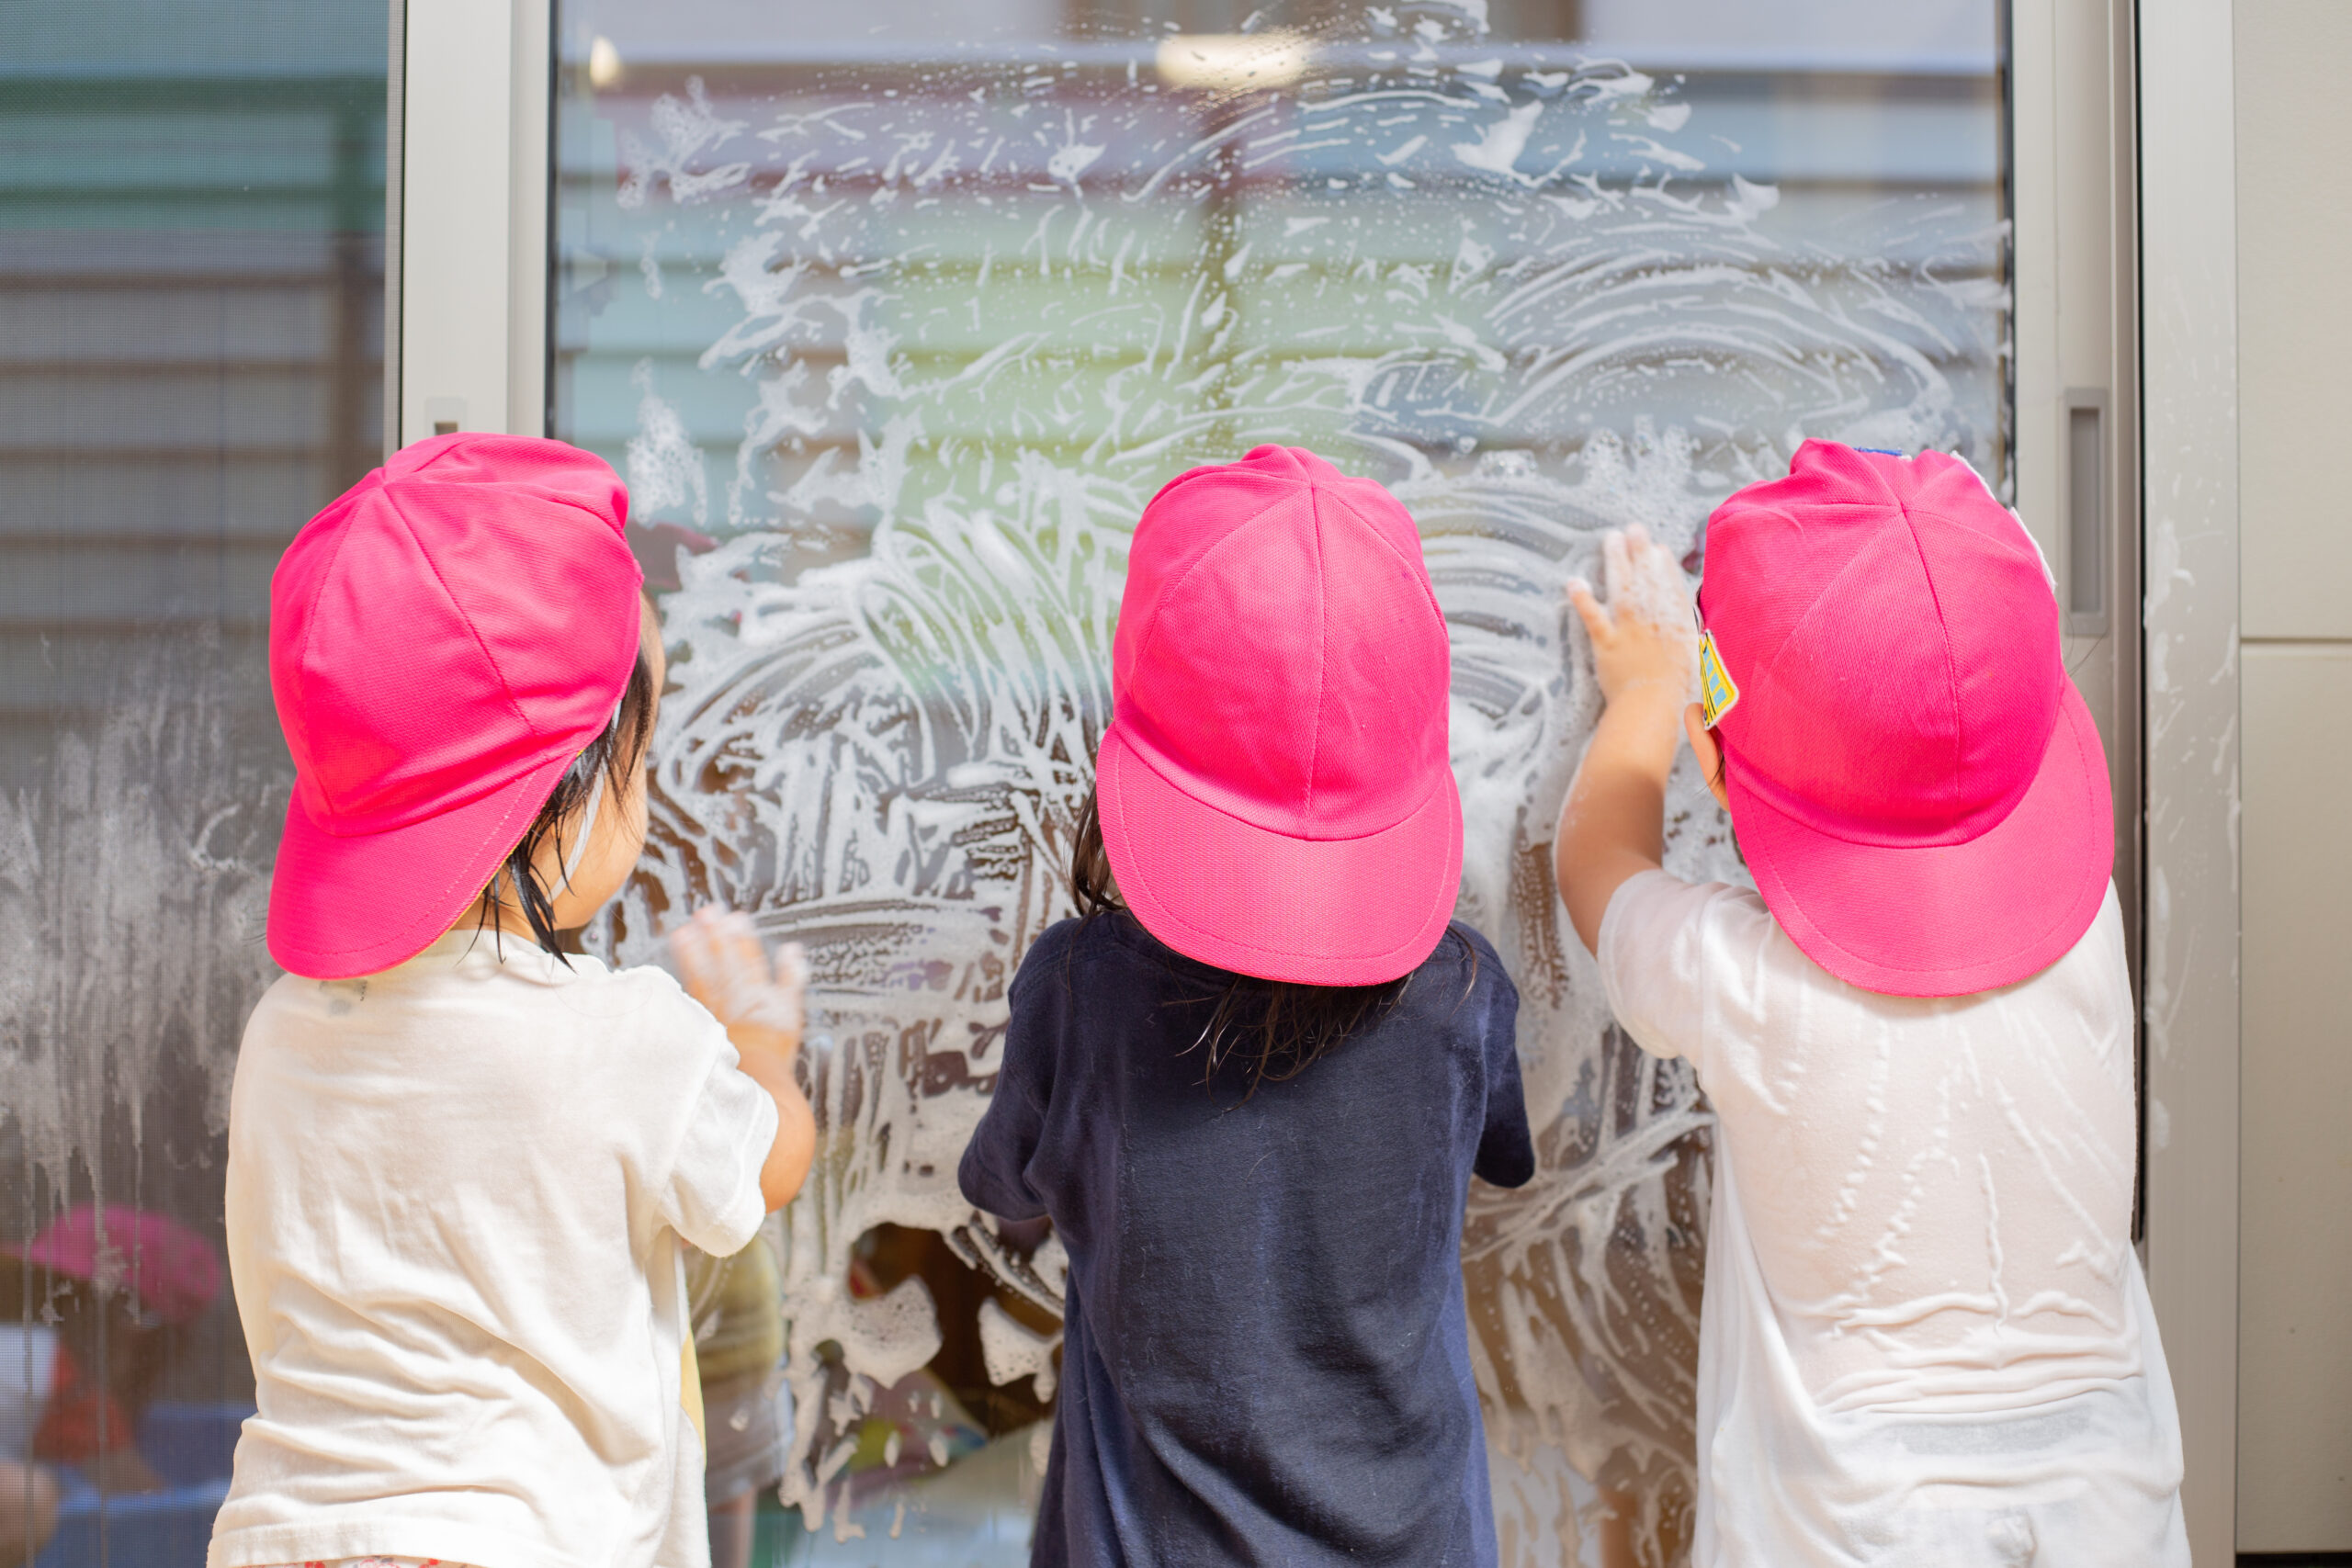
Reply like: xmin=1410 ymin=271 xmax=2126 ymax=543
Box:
xmin=552 ymin=1 xmax=2004 ymax=1560
xmin=0 ymin=6 xmax=385 ymax=1565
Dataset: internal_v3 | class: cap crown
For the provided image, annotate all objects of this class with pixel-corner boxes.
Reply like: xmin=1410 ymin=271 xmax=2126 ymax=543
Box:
xmin=269 ymin=434 xmax=642 ymax=839
xmin=1701 ymin=443 xmax=2060 ymax=847
xmin=1110 ymin=446 xmax=1451 ymax=840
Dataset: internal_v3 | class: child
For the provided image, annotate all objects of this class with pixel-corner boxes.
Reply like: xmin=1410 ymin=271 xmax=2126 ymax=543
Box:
xmin=209 ymin=434 xmax=817 ymax=1568
xmin=7 ymin=1204 xmax=222 ymax=1495
xmin=959 ymin=446 xmax=1535 ymax=1566
xmin=1555 ymin=443 xmax=2188 ymax=1565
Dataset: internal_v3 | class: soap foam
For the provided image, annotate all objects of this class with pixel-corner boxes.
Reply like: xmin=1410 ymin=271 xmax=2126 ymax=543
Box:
xmin=578 ymin=38 xmax=1998 ymax=1545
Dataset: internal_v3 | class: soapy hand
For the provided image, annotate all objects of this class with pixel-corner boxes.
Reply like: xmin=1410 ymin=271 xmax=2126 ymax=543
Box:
xmin=670 ymin=907 xmax=806 ymax=1055
xmin=1566 ymin=525 xmax=1701 ymax=707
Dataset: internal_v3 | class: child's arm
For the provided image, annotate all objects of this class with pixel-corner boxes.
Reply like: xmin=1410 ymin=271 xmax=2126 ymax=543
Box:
xmin=670 ymin=909 xmax=820 ymax=1213
xmin=1555 ymin=525 xmax=1706 ymax=957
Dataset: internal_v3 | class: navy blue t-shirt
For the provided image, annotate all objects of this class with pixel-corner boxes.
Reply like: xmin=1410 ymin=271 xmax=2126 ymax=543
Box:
xmin=958 ymin=911 xmax=1534 ymax=1567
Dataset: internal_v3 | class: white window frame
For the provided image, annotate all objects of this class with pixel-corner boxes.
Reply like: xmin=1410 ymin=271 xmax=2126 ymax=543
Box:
xmin=386 ymin=0 xmax=549 ymax=446
xmin=2138 ymin=0 xmax=2240 ymax=1561
xmin=386 ymin=4 xmax=2236 ymax=1559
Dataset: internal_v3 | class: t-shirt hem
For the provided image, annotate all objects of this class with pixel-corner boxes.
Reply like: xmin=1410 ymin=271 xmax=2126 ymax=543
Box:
xmin=209 ymin=1516 xmax=579 ymax=1568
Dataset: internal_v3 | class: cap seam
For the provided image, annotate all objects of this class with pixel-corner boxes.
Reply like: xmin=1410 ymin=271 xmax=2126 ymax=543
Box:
xmin=1120 ymin=491 xmax=1296 ymax=702
xmin=1895 ymin=495 xmax=1968 ymax=801
xmin=1302 ymin=485 xmax=1329 ymax=821
xmin=379 ymin=495 xmax=542 ymax=749
xmin=1315 ymin=482 xmax=1451 ymax=641
xmin=1735 ymin=507 xmax=1962 ymax=815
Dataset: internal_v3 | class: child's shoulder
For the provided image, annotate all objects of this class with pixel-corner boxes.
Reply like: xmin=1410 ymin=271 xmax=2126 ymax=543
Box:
xmin=1438 ymin=919 xmax=1507 ymax=972
xmin=1416 ymin=920 xmax=1518 ymax=1009
xmin=1604 ymin=869 xmax=1773 ymax=944
xmin=559 ymin=953 xmax=726 ymax=1034
xmin=1011 ymin=913 xmax=1152 ymax=995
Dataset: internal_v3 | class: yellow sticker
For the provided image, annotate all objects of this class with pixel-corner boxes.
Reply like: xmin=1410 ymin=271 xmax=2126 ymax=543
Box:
xmin=1698 ymin=628 xmax=1740 ymax=728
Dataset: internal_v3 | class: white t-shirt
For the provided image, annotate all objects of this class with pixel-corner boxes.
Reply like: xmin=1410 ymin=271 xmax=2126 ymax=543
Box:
xmin=210 ymin=931 xmax=777 ymax=1568
xmin=1600 ymin=872 xmax=2188 ymax=1566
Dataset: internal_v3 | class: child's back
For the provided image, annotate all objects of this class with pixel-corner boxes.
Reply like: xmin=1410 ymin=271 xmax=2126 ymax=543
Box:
xmin=1602 ymin=874 xmax=2179 ymax=1560
xmin=963 ymin=912 xmax=1528 ymax=1563
xmin=1555 ymin=446 xmax=2187 ymax=1565
xmin=209 ymin=436 xmax=817 ymax=1568
xmin=219 ymin=935 xmax=767 ymax=1568
xmin=958 ymin=446 xmax=1534 ymax=1565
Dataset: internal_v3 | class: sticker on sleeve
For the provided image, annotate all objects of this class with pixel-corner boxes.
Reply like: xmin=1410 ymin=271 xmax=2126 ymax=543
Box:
xmin=1698 ymin=628 xmax=1740 ymax=728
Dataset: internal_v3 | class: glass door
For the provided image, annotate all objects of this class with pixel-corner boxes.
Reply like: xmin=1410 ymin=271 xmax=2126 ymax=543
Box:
xmin=0 ymin=6 xmax=387 ymax=1567
xmin=546 ymin=1 xmax=2009 ymax=1560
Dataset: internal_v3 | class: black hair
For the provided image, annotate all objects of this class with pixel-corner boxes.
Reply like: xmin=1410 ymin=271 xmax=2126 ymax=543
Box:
xmin=1069 ymin=787 xmax=1469 ymax=1097
xmin=480 ymin=647 xmax=658 ymax=964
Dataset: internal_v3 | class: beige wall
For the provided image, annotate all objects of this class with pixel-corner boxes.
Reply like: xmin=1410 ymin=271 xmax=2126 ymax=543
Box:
xmin=2236 ymin=0 xmax=2352 ymax=1551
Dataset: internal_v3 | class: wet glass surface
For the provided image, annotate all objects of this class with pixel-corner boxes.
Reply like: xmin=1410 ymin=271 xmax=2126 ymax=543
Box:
xmin=0 ymin=6 xmax=385 ymax=1564
xmin=546 ymin=1 xmax=2012 ymax=1561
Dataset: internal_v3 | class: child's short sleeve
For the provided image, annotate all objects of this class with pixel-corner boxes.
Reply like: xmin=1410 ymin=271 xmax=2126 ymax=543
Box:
xmin=957 ymin=936 xmax=1064 ymax=1223
xmin=662 ymin=1043 xmax=778 ymax=1259
xmin=1471 ymin=952 xmax=1535 ymax=1190
xmin=1597 ymin=869 xmax=1741 ymax=1065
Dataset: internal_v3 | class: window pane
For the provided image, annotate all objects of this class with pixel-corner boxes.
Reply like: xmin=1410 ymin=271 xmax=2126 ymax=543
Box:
xmin=551 ymin=2 xmax=2004 ymax=1557
xmin=0 ymin=6 xmax=385 ymax=1563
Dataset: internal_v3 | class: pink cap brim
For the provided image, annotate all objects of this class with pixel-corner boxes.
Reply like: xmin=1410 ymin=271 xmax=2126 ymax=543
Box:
xmin=1727 ymin=682 xmax=2114 ymax=997
xmin=266 ymin=751 xmax=575 ymax=979
xmin=1096 ymin=728 xmax=1463 ymax=987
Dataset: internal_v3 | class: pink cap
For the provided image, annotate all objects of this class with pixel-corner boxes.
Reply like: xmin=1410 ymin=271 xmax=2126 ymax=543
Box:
xmin=5 ymin=1205 xmax=222 ymax=1325
xmin=266 ymin=434 xmax=645 ymax=979
xmin=1701 ymin=441 xmax=2113 ymax=997
xmin=1097 ymin=446 xmax=1461 ymax=986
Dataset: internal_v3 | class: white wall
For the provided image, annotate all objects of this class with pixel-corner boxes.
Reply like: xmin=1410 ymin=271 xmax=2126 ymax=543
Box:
xmin=2235 ymin=0 xmax=2352 ymax=1551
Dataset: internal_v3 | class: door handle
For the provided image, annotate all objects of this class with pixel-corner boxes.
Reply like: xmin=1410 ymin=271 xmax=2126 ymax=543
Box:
xmin=2065 ymin=389 xmax=2109 ymax=637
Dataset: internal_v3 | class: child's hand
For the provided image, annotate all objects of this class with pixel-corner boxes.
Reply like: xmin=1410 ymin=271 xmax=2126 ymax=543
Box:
xmin=670 ymin=908 xmax=806 ymax=1056
xmin=671 ymin=908 xmax=820 ymax=1213
xmin=1566 ymin=525 xmax=1700 ymax=707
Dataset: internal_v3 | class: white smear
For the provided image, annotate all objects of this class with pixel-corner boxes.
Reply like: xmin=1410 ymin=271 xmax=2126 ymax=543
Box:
xmin=978 ymin=1298 xmax=1061 ymax=1401
xmin=1046 ymin=111 xmax=1104 ymax=186
xmin=0 ymin=653 xmax=285 ymax=1189
xmin=576 ymin=44 xmax=2007 ymax=1540
xmin=1453 ymin=101 xmax=1544 ymax=179
xmin=617 ymin=76 xmax=750 ymax=211
xmin=625 ymin=359 xmax=708 ymax=528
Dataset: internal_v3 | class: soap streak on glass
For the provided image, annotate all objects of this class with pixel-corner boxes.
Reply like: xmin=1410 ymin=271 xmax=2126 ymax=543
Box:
xmin=552 ymin=2 xmax=2005 ymax=1557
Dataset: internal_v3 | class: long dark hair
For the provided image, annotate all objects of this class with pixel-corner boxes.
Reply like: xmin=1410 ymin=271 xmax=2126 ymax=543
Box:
xmin=481 ymin=648 xmax=659 ymax=964
xmin=1070 ymin=788 xmax=1453 ymax=1095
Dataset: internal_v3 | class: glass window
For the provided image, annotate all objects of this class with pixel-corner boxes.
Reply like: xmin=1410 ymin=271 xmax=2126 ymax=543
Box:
xmin=550 ymin=1 xmax=2004 ymax=1558
xmin=0 ymin=6 xmax=384 ymax=1564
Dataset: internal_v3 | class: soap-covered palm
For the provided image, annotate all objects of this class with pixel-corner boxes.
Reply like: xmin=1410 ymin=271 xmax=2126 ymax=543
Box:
xmin=670 ymin=908 xmax=807 ymax=1055
xmin=1566 ymin=523 xmax=1701 ymax=705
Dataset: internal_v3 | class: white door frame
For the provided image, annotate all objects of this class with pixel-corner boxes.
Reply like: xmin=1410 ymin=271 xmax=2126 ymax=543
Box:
xmin=389 ymin=3 xmax=2237 ymax=1558
xmin=2138 ymin=0 xmax=2242 ymax=1560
